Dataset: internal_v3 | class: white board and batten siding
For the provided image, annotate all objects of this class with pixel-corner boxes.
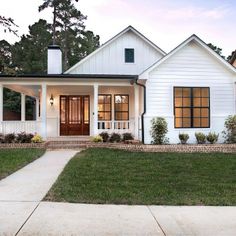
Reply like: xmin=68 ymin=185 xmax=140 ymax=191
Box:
xmin=144 ymin=41 xmax=236 ymax=144
xmin=67 ymin=30 xmax=163 ymax=75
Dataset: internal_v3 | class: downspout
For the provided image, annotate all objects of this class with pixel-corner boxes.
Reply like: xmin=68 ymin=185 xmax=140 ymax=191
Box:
xmin=135 ymin=78 xmax=146 ymax=144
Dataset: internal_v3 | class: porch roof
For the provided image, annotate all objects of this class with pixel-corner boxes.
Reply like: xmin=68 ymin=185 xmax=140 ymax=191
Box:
xmin=0 ymin=74 xmax=138 ymax=81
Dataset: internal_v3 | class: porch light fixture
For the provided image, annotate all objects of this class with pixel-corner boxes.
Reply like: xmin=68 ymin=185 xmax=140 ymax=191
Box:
xmin=49 ymin=94 xmax=54 ymax=106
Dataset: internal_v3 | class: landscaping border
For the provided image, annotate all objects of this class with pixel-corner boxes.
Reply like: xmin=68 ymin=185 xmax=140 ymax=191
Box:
xmin=0 ymin=142 xmax=48 ymax=149
xmin=1 ymin=141 xmax=235 ymax=153
xmin=47 ymin=141 xmax=236 ymax=153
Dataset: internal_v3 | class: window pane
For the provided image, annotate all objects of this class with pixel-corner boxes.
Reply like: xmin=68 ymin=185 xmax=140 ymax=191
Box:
xmin=175 ymin=118 xmax=182 ymax=128
xmin=183 ymin=88 xmax=190 ymax=97
xmin=193 ymin=88 xmax=201 ymax=97
xmin=183 ymin=108 xmax=191 ymax=117
xmin=175 ymin=98 xmax=182 ymax=107
xmin=201 ymin=118 xmax=209 ymax=127
xmin=183 ymin=118 xmax=191 ymax=128
xmin=125 ymin=49 xmax=134 ymax=63
xmin=175 ymin=108 xmax=182 ymax=117
xmin=175 ymin=88 xmax=182 ymax=97
xmin=201 ymin=98 xmax=209 ymax=107
xmin=183 ymin=97 xmax=191 ymax=106
xmin=201 ymin=88 xmax=209 ymax=97
xmin=193 ymin=118 xmax=201 ymax=127
xmin=98 ymin=95 xmax=111 ymax=121
xmin=115 ymin=95 xmax=129 ymax=121
xmin=193 ymin=98 xmax=201 ymax=106
xmin=201 ymin=108 xmax=209 ymax=117
xmin=193 ymin=108 xmax=200 ymax=117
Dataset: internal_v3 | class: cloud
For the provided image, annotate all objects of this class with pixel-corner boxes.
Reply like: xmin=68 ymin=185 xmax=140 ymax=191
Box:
xmin=157 ymin=5 xmax=231 ymax=20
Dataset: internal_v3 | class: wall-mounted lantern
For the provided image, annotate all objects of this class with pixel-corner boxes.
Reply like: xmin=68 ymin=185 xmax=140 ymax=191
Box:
xmin=49 ymin=94 xmax=54 ymax=106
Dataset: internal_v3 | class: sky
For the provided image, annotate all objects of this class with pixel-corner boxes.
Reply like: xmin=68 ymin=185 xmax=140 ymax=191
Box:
xmin=0 ymin=0 xmax=235 ymax=56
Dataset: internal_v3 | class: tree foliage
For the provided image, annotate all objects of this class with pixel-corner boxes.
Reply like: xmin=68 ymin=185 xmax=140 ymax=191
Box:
xmin=207 ymin=43 xmax=225 ymax=59
xmin=0 ymin=15 xmax=18 ymax=36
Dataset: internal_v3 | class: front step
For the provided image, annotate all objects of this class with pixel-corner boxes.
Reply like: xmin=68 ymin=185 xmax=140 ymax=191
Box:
xmin=47 ymin=140 xmax=91 ymax=149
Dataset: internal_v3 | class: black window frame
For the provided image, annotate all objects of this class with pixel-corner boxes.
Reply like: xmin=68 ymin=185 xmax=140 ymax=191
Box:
xmin=174 ymin=87 xmax=210 ymax=128
xmin=98 ymin=94 xmax=112 ymax=121
xmin=125 ymin=48 xmax=135 ymax=63
xmin=114 ymin=94 xmax=129 ymax=121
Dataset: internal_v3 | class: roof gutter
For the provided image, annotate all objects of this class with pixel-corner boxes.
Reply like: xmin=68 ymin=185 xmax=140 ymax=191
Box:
xmin=135 ymin=78 xmax=146 ymax=144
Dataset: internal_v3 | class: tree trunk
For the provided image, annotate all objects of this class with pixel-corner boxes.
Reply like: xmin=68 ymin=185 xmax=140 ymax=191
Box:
xmin=52 ymin=5 xmax=56 ymax=45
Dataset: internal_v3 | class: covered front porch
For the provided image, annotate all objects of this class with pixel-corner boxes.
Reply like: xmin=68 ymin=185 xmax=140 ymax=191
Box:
xmin=0 ymin=76 xmax=143 ymax=141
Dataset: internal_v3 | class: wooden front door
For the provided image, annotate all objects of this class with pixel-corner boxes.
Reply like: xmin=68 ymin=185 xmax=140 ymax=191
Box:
xmin=60 ymin=96 xmax=90 ymax=136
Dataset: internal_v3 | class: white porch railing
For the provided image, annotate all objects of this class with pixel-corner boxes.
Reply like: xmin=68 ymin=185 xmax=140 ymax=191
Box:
xmin=98 ymin=119 xmax=134 ymax=134
xmin=0 ymin=121 xmax=42 ymax=134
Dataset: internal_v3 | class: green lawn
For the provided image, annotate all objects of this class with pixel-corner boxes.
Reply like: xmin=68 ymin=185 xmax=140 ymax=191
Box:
xmin=45 ymin=148 xmax=236 ymax=205
xmin=0 ymin=148 xmax=45 ymax=180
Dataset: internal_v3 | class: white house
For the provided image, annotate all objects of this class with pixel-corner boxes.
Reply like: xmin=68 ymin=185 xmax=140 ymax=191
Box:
xmin=0 ymin=26 xmax=235 ymax=143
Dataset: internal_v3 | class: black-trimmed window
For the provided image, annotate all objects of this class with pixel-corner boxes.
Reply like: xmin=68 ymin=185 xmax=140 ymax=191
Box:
xmin=98 ymin=95 xmax=111 ymax=121
xmin=114 ymin=95 xmax=129 ymax=120
xmin=125 ymin=48 xmax=134 ymax=63
xmin=174 ymin=87 xmax=210 ymax=128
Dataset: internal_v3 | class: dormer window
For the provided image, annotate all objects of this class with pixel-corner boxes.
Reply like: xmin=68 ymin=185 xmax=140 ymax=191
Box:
xmin=125 ymin=48 xmax=134 ymax=63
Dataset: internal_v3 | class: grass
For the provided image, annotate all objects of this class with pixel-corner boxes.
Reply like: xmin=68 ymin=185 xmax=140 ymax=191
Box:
xmin=0 ymin=148 xmax=45 ymax=180
xmin=45 ymin=148 xmax=236 ymax=205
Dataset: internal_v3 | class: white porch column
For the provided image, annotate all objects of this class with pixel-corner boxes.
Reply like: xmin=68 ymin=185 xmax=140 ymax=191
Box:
xmin=93 ymin=84 xmax=98 ymax=136
xmin=36 ymin=98 xmax=40 ymax=121
xmin=134 ymin=85 xmax=139 ymax=139
xmin=0 ymin=84 xmax=3 ymax=123
xmin=41 ymin=83 xmax=47 ymax=139
xmin=21 ymin=93 xmax=25 ymax=121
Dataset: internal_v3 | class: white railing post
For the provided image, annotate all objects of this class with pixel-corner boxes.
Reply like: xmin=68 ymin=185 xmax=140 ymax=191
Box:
xmin=36 ymin=98 xmax=40 ymax=121
xmin=21 ymin=93 xmax=26 ymax=122
xmin=41 ymin=83 xmax=47 ymax=139
xmin=93 ymin=84 xmax=98 ymax=136
xmin=134 ymin=85 xmax=139 ymax=139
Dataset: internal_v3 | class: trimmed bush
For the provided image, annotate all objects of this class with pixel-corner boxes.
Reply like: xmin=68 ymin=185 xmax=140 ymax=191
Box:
xmin=92 ymin=135 xmax=103 ymax=142
xmin=16 ymin=132 xmax=34 ymax=143
xmin=109 ymin=133 xmax=121 ymax=143
xmin=195 ymin=132 xmax=206 ymax=144
xmin=99 ymin=132 xmax=109 ymax=142
xmin=206 ymin=132 xmax=219 ymax=144
xmin=150 ymin=117 xmax=169 ymax=144
xmin=4 ymin=133 xmax=16 ymax=143
xmin=31 ymin=134 xmax=43 ymax=143
xmin=223 ymin=115 xmax=236 ymax=143
xmin=122 ymin=133 xmax=134 ymax=141
xmin=179 ymin=133 xmax=189 ymax=144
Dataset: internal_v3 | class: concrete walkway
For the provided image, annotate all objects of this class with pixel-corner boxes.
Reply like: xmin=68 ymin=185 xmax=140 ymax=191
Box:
xmin=0 ymin=149 xmax=236 ymax=235
xmin=0 ymin=150 xmax=77 ymax=235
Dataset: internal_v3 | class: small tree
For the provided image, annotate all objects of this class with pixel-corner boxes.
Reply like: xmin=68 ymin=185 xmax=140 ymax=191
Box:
xmin=150 ymin=117 xmax=169 ymax=144
xmin=223 ymin=115 xmax=236 ymax=143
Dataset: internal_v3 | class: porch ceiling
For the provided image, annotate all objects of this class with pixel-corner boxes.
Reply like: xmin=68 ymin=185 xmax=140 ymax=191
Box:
xmin=4 ymin=84 xmax=40 ymax=98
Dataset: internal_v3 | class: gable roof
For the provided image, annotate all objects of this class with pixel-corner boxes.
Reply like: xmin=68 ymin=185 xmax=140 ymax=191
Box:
xmin=139 ymin=34 xmax=236 ymax=79
xmin=65 ymin=25 xmax=166 ymax=74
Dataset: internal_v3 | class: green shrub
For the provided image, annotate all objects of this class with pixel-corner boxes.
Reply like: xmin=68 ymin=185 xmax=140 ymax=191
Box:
xmin=99 ymin=132 xmax=109 ymax=142
xmin=109 ymin=133 xmax=121 ymax=143
xmin=4 ymin=133 xmax=16 ymax=143
xmin=206 ymin=132 xmax=219 ymax=144
xmin=195 ymin=132 xmax=206 ymax=144
xmin=150 ymin=117 xmax=169 ymax=144
xmin=178 ymin=133 xmax=189 ymax=144
xmin=31 ymin=134 xmax=43 ymax=143
xmin=223 ymin=115 xmax=236 ymax=143
xmin=91 ymin=135 xmax=103 ymax=143
xmin=122 ymin=132 xmax=134 ymax=141
xmin=16 ymin=132 xmax=34 ymax=143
